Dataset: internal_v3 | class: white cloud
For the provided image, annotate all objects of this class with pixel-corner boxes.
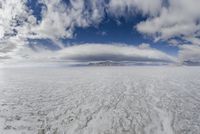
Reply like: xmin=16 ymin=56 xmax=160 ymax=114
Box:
xmin=108 ymin=0 xmax=162 ymax=17
xmin=0 ymin=0 xmax=108 ymax=50
xmin=0 ymin=36 xmax=28 ymax=62
xmin=136 ymin=0 xmax=200 ymax=41
xmin=178 ymin=45 xmax=200 ymax=65
xmin=0 ymin=0 xmax=33 ymax=61
xmin=18 ymin=43 xmax=175 ymax=64
xmin=138 ymin=43 xmax=150 ymax=49
xmin=30 ymin=0 xmax=106 ymax=40
xmin=0 ymin=0 xmax=163 ymax=43
xmin=0 ymin=0 xmax=199 ymax=42
xmin=0 ymin=0 xmax=108 ymax=59
xmin=184 ymin=37 xmax=200 ymax=46
xmin=135 ymin=0 xmax=200 ymax=65
xmin=32 ymin=0 xmax=162 ymax=41
xmin=0 ymin=0 xmax=29 ymax=37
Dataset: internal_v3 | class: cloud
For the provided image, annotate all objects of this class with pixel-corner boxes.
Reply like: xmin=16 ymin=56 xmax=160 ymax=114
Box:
xmin=0 ymin=36 xmax=28 ymax=62
xmin=21 ymin=43 xmax=175 ymax=64
xmin=0 ymin=0 xmax=33 ymax=61
xmin=31 ymin=0 xmax=162 ymax=40
xmin=28 ymin=0 xmax=108 ymax=40
xmin=135 ymin=0 xmax=200 ymax=65
xmin=0 ymin=0 xmax=161 ymax=59
xmin=136 ymin=0 xmax=200 ymax=42
xmin=0 ymin=0 xmax=109 ymax=55
xmin=178 ymin=44 xmax=200 ymax=65
xmin=1 ymin=0 xmax=199 ymax=42
xmin=0 ymin=0 xmax=30 ymax=38
xmin=0 ymin=0 xmax=164 ymax=43
xmin=108 ymin=0 xmax=162 ymax=17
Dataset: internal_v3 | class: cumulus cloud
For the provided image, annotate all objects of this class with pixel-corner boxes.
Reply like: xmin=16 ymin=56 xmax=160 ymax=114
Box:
xmin=24 ymin=0 xmax=108 ymax=41
xmin=136 ymin=0 xmax=200 ymax=41
xmin=1 ymin=0 xmax=110 ymax=56
xmin=29 ymin=0 xmax=163 ymax=40
xmin=0 ymin=0 xmax=164 ymax=42
xmin=0 ymin=0 xmax=30 ymax=38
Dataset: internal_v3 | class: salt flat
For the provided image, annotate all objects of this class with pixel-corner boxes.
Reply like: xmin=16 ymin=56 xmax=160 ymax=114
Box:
xmin=0 ymin=66 xmax=200 ymax=134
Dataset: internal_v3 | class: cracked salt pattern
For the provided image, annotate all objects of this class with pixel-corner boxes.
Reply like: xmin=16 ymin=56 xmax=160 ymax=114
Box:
xmin=0 ymin=66 xmax=200 ymax=134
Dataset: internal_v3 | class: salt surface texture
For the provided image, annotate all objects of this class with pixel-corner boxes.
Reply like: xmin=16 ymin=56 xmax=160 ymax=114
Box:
xmin=0 ymin=66 xmax=200 ymax=134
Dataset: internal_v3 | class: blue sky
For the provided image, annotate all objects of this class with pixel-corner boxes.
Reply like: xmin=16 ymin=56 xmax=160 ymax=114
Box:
xmin=63 ymin=16 xmax=179 ymax=56
xmin=0 ymin=0 xmax=200 ymax=65
xmin=26 ymin=0 xmax=178 ymax=55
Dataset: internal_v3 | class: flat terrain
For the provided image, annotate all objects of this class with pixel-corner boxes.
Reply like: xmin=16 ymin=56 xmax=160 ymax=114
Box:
xmin=0 ymin=66 xmax=200 ymax=134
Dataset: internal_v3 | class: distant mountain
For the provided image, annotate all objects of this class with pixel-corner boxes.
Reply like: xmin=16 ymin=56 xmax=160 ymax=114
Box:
xmin=86 ymin=61 xmax=171 ymax=66
xmin=87 ymin=61 xmax=124 ymax=66
xmin=183 ymin=60 xmax=200 ymax=66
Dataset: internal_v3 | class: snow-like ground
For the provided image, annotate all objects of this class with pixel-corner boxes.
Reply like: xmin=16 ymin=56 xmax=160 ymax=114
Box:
xmin=0 ymin=66 xmax=200 ymax=134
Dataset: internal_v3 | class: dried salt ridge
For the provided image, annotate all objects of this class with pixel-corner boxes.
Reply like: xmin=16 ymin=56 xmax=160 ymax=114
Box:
xmin=0 ymin=67 xmax=200 ymax=134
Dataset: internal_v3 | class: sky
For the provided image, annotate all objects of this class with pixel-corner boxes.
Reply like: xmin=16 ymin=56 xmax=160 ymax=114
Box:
xmin=1 ymin=0 xmax=200 ymax=65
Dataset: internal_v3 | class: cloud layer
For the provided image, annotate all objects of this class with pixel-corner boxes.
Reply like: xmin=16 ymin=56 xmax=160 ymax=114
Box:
xmin=16 ymin=43 xmax=175 ymax=65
